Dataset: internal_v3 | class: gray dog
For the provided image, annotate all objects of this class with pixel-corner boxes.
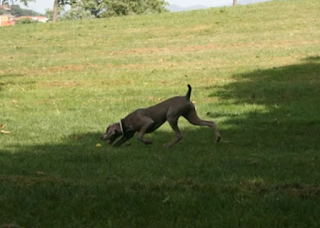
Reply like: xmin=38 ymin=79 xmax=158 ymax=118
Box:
xmin=101 ymin=84 xmax=221 ymax=148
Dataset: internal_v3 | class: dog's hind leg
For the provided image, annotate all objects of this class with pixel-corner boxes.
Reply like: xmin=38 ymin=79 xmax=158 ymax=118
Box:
xmin=183 ymin=108 xmax=221 ymax=143
xmin=164 ymin=117 xmax=183 ymax=148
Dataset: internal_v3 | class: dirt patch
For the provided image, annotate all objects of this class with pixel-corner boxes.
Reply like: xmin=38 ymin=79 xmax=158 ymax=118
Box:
xmin=91 ymin=97 xmax=138 ymax=102
xmin=105 ymin=39 xmax=320 ymax=56
xmin=105 ymin=63 xmax=147 ymax=70
xmin=37 ymin=80 xmax=84 ymax=88
xmin=188 ymin=25 xmax=213 ymax=32
xmin=28 ymin=64 xmax=102 ymax=76
xmin=107 ymin=47 xmax=171 ymax=56
xmin=41 ymin=65 xmax=85 ymax=73
xmin=35 ymin=98 xmax=64 ymax=104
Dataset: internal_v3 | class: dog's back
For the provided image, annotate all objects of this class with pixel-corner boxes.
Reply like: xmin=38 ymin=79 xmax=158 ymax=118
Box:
xmin=142 ymin=84 xmax=193 ymax=119
xmin=126 ymin=85 xmax=193 ymax=132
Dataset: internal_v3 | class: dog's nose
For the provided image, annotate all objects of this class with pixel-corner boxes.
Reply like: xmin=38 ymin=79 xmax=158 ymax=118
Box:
xmin=101 ymin=134 xmax=108 ymax=140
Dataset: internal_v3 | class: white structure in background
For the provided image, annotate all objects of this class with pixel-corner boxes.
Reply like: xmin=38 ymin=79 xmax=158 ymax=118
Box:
xmin=15 ymin=16 xmax=49 ymax=23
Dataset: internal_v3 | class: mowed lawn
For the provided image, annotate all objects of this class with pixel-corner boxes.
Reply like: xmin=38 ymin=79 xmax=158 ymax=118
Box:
xmin=1 ymin=0 xmax=320 ymax=227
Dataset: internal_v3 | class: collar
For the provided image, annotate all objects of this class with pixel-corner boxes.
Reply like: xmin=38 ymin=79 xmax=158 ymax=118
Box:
xmin=119 ymin=119 xmax=124 ymax=134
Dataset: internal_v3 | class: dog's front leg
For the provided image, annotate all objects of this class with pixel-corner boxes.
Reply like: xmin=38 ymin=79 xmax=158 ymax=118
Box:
xmin=164 ymin=117 xmax=183 ymax=148
xmin=113 ymin=132 xmax=135 ymax=147
xmin=137 ymin=118 xmax=154 ymax=145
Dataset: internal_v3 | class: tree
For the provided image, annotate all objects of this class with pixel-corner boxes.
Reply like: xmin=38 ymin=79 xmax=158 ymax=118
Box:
xmin=101 ymin=0 xmax=169 ymax=18
xmin=10 ymin=4 xmax=41 ymax=16
xmin=52 ymin=0 xmax=59 ymax=22
xmin=59 ymin=1 xmax=95 ymax=21
xmin=76 ymin=0 xmax=105 ymax=18
xmin=50 ymin=0 xmax=168 ymax=22
xmin=233 ymin=0 xmax=237 ymax=6
xmin=61 ymin=0 xmax=168 ymax=20
xmin=0 ymin=0 xmax=34 ymax=6
xmin=0 ymin=1 xmax=35 ymax=15
xmin=52 ymin=0 xmax=77 ymax=22
xmin=0 ymin=8 xmax=5 ymax=15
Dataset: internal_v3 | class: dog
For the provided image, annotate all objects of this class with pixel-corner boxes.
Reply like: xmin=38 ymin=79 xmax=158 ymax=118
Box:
xmin=101 ymin=84 xmax=221 ymax=148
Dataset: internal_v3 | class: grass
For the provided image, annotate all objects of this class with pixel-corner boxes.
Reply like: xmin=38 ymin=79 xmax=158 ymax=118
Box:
xmin=1 ymin=0 xmax=320 ymax=227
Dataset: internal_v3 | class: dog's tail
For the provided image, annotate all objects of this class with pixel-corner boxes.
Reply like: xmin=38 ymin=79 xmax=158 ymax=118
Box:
xmin=186 ymin=84 xmax=192 ymax=100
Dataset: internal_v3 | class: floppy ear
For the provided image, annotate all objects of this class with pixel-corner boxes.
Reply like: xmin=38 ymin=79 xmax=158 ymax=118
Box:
xmin=105 ymin=124 xmax=122 ymax=144
xmin=101 ymin=124 xmax=117 ymax=140
xmin=105 ymin=124 xmax=119 ymax=138
xmin=107 ymin=127 xmax=116 ymax=135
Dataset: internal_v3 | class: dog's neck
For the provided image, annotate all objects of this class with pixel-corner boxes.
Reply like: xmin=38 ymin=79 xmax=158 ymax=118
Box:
xmin=119 ymin=119 xmax=124 ymax=134
xmin=119 ymin=118 xmax=133 ymax=134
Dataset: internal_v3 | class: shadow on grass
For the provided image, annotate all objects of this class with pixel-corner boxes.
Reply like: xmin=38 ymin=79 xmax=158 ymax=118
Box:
xmin=302 ymin=55 xmax=320 ymax=62
xmin=205 ymin=56 xmax=320 ymax=152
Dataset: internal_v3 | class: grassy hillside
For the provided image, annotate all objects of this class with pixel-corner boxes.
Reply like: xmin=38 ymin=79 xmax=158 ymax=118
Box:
xmin=1 ymin=0 xmax=320 ymax=227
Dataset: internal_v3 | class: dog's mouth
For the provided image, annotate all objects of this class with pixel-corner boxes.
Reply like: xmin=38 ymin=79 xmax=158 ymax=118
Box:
xmin=101 ymin=134 xmax=118 ymax=144
xmin=100 ymin=134 xmax=109 ymax=141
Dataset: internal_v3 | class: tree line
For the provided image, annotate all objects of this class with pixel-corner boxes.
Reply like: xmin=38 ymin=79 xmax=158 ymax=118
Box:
xmin=1 ymin=0 xmax=169 ymax=22
xmin=0 ymin=4 xmax=41 ymax=17
xmin=1 ymin=0 xmax=240 ymax=22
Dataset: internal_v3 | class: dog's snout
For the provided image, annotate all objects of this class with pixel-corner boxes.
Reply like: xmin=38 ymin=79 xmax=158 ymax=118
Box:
xmin=101 ymin=134 xmax=108 ymax=140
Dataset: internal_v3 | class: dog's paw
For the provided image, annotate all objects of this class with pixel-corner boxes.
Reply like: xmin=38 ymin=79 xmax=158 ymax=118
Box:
xmin=216 ymin=136 xmax=221 ymax=143
xmin=144 ymin=140 xmax=153 ymax=145
xmin=163 ymin=143 xmax=172 ymax=148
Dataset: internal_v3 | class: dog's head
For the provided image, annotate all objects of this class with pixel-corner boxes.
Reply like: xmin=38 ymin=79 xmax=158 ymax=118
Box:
xmin=101 ymin=123 xmax=123 ymax=144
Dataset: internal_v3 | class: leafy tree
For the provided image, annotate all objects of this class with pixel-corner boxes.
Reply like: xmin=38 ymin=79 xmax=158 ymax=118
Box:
xmin=44 ymin=8 xmax=54 ymax=21
xmin=0 ymin=0 xmax=34 ymax=6
xmin=47 ymin=1 xmax=93 ymax=21
xmin=0 ymin=0 xmax=35 ymax=16
xmin=60 ymin=0 xmax=168 ymax=20
xmin=0 ymin=8 xmax=6 ymax=15
xmin=51 ymin=0 xmax=167 ymax=22
xmin=0 ymin=4 xmax=41 ymax=16
xmin=75 ymin=0 xmax=104 ymax=18
xmin=52 ymin=0 xmax=77 ymax=22
xmin=10 ymin=4 xmax=41 ymax=17
xmin=60 ymin=1 xmax=95 ymax=21
xmin=47 ymin=1 xmax=79 ymax=22
xmin=101 ymin=0 xmax=169 ymax=18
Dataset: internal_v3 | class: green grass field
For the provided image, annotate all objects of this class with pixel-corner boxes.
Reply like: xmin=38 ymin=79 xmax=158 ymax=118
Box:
xmin=1 ymin=0 xmax=320 ymax=227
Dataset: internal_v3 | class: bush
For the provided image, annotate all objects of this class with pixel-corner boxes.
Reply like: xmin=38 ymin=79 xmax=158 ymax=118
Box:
xmin=15 ymin=18 xmax=39 ymax=25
